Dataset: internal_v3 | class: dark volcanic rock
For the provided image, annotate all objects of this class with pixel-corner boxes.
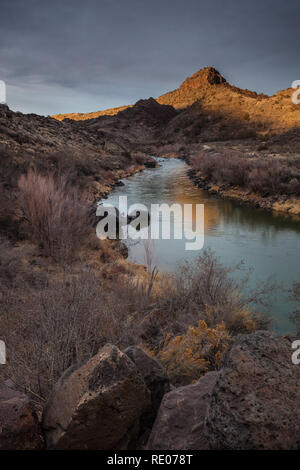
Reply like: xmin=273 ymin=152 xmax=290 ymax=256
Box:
xmin=0 ymin=102 xmax=161 ymax=201
xmin=144 ymin=158 xmax=157 ymax=168
xmin=117 ymin=97 xmax=177 ymax=128
xmin=0 ymin=382 xmax=43 ymax=450
xmin=206 ymin=331 xmax=300 ymax=450
xmin=124 ymin=346 xmax=170 ymax=444
xmin=147 ymin=331 xmax=300 ymax=450
xmin=42 ymin=344 xmax=150 ymax=450
xmin=147 ymin=371 xmax=218 ymax=450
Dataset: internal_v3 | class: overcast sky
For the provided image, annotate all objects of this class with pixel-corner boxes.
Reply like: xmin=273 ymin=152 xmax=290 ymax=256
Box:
xmin=0 ymin=0 xmax=299 ymax=115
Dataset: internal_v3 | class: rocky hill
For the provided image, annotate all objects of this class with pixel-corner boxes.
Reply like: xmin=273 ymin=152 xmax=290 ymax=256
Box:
xmin=157 ymin=66 xmax=230 ymax=109
xmin=158 ymin=66 xmax=300 ymax=141
xmin=53 ymin=104 xmax=132 ymax=122
xmin=2 ymin=67 xmax=300 ymax=212
xmin=0 ymin=96 xmax=178 ymax=206
xmin=51 ymin=66 xmax=300 ymax=139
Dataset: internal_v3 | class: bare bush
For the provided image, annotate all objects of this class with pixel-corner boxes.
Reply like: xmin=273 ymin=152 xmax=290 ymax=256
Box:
xmin=157 ymin=143 xmax=184 ymax=156
xmin=289 ymin=282 xmax=300 ymax=335
xmin=0 ymin=268 xmax=145 ymax=405
xmin=0 ymin=238 xmax=31 ymax=288
xmin=0 ymin=261 xmax=159 ymax=405
xmin=129 ymin=250 xmax=272 ymax=353
xmin=0 ymin=247 xmax=273 ymax=401
xmin=17 ymin=169 xmax=93 ymax=263
xmin=190 ymin=151 xmax=300 ymax=197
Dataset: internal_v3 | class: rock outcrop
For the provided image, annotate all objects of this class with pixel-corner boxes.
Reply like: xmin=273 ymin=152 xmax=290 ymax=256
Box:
xmin=124 ymin=346 xmax=170 ymax=444
xmin=42 ymin=344 xmax=150 ymax=450
xmin=206 ymin=331 xmax=300 ymax=450
xmin=41 ymin=332 xmax=300 ymax=450
xmin=0 ymin=382 xmax=43 ymax=450
xmin=147 ymin=331 xmax=300 ymax=450
xmin=147 ymin=371 xmax=218 ymax=450
xmin=157 ymin=67 xmax=228 ymax=109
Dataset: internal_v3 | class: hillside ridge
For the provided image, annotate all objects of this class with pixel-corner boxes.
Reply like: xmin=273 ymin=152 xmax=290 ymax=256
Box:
xmin=51 ymin=66 xmax=298 ymax=134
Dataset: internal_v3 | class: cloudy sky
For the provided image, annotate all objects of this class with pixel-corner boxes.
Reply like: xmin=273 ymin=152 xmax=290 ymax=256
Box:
xmin=0 ymin=0 xmax=299 ymax=115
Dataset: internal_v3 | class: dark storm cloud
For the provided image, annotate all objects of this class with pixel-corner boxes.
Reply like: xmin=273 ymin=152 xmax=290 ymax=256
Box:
xmin=0 ymin=0 xmax=299 ymax=114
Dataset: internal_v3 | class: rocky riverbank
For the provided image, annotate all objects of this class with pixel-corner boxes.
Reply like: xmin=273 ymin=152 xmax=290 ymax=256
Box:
xmin=1 ymin=65 xmax=300 ymax=451
xmin=183 ymin=139 xmax=300 ymax=218
xmin=188 ymin=168 xmax=300 ymax=218
xmin=1 ymin=331 xmax=298 ymax=450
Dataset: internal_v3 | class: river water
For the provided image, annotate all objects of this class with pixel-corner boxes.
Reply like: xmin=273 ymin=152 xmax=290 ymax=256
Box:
xmin=102 ymin=157 xmax=300 ymax=333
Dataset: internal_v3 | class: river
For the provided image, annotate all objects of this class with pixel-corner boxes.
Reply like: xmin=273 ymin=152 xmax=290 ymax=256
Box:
xmin=102 ymin=157 xmax=300 ymax=333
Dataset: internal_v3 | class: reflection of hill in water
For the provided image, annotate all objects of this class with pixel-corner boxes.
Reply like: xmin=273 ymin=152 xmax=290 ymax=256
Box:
xmin=218 ymin=199 xmax=300 ymax=237
xmin=116 ymin=158 xmax=300 ymax=241
xmin=159 ymin=160 xmax=300 ymax=238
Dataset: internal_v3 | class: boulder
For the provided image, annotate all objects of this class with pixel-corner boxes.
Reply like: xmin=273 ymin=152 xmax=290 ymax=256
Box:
xmin=42 ymin=344 xmax=150 ymax=449
xmin=206 ymin=331 xmax=300 ymax=450
xmin=147 ymin=371 xmax=218 ymax=450
xmin=0 ymin=382 xmax=43 ymax=450
xmin=144 ymin=159 xmax=157 ymax=168
xmin=124 ymin=346 xmax=170 ymax=444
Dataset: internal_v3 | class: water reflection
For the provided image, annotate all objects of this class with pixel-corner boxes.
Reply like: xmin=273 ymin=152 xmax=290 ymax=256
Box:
xmin=102 ymin=158 xmax=300 ymax=333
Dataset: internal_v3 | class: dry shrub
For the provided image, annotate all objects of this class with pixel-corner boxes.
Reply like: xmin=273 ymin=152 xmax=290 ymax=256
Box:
xmin=133 ymin=152 xmax=147 ymax=165
xmin=0 ymin=240 xmax=29 ymax=322
xmin=203 ymin=304 xmax=259 ymax=334
xmin=191 ymin=151 xmax=300 ymax=197
xmin=156 ymin=250 xmax=271 ymax=336
xmin=0 ymin=145 xmax=21 ymax=188
xmin=0 ymin=263 xmax=155 ymax=406
xmin=157 ymin=143 xmax=184 ymax=156
xmin=0 ymin=238 xmax=24 ymax=288
xmin=0 ymin=271 xmax=128 ymax=404
xmin=0 ymin=147 xmax=21 ymax=238
xmin=289 ymin=282 xmax=300 ymax=335
xmin=158 ymin=320 xmax=231 ymax=386
xmin=0 ymin=182 xmax=18 ymax=237
xmin=0 ymin=270 xmax=102 ymax=404
xmin=0 ymin=238 xmax=46 ymax=294
xmin=17 ymin=169 xmax=93 ymax=263
xmin=0 ymin=246 xmax=273 ymax=402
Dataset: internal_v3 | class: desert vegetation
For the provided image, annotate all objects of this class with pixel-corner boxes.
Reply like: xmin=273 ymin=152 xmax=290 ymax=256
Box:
xmin=0 ymin=87 xmax=297 ymax=418
xmin=158 ymin=320 xmax=231 ymax=386
xmin=0 ymin=134 xmax=276 ymax=408
xmin=190 ymin=150 xmax=300 ymax=197
xmin=289 ymin=282 xmax=300 ymax=335
xmin=17 ymin=170 xmax=93 ymax=263
xmin=0 ymin=173 xmax=273 ymax=407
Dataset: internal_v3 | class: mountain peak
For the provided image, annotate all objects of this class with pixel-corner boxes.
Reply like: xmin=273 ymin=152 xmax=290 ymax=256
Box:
xmin=157 ymin=66 xmax=228 ymax=109
xmin=180 ymin=67 xmax=227 ymax=90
